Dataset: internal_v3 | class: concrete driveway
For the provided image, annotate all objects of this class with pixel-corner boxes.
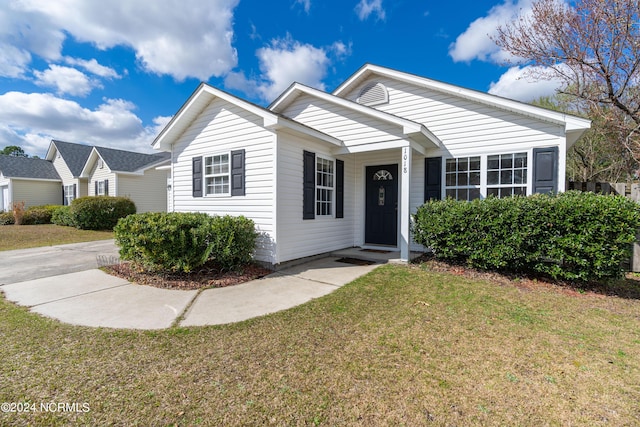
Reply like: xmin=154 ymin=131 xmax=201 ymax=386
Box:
xmin=0 ymin=239 xmax=119 ymax=284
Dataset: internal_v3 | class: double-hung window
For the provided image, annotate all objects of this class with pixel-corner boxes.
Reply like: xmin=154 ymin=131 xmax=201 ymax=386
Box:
xmin=64 ymin=184 xmax=75 ymax=205
xmin=487 ymin=153 xmax=527 ymax=197
xmin=316 ymin=156 xmax=334 ymax=216
xmin=204 ymin=153 xmax=230 ymax=196
xmin=445 ymin=156 xmax=481 ymax=201
xmin=444 ymin=152 xmax=529 ymax=201
xmin=96 ymin=181 xmax=106 ymax=196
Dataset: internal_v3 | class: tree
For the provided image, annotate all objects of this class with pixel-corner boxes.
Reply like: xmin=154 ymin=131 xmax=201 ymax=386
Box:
xmin=495 ymin=0 xmax=640 ymax=164
xmin=534 ymin=94 xmax=637 ymax=182
xmin=0 ymin=146 xmax=27 ymax=157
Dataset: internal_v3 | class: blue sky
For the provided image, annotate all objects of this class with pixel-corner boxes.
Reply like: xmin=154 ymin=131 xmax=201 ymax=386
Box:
xmin=0 ymin=0 xmax=562 ymax=158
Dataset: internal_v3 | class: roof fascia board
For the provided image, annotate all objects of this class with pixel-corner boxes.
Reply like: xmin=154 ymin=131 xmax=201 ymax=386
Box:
xmin=269 ymin=116 xmax=343 ymax=146
xmin=79 ymin=148 xmax=103 ymax=177
xmin=8 ymin=177 xmax=61 ymax=183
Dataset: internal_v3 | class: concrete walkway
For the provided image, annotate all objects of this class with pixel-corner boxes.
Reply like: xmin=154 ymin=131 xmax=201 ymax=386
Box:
xmin=0 ymin=241 xmax=386 ymax=330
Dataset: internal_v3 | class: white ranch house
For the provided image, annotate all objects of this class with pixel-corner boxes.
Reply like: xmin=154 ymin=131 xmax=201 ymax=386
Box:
xmin=153 ymin=64 xmax=591 ymax=268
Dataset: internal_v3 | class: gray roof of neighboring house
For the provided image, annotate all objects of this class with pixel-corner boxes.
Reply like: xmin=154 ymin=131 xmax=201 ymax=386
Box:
xmin=0 ymin=155 xmax=61 ymax=180
xmin=52 ymin=140 xmax=93 ymax=177
xmin=94 ymin=146 xmax=170 ymax=172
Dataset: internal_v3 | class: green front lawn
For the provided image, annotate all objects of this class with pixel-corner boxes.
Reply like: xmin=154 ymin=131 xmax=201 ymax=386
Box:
xmin=1 ymin=264 xmax=638 ymax=426
xmin=0 ymin=225 xmax=113 ymax=251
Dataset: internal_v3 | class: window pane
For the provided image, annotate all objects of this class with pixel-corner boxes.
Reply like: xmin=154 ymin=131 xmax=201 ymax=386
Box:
xmin=458 ymin=172 xmax=468 ymax=186
xmin=446 ymin=159 xmax=456 ymax=172
xmin=514 ymin=153 xmax=527 ymax=168
xmin=513 ymin=187 xmax=526 ymax=196
xmin=514 ymin=169 xmax=524 ymax=184
xmin=469 ymin=188 xmax=480 ymax=200
xmin=458 ymin=188 xmax=468 ymax=201
xmin=487 ymin=171 xmax=499 ymax=185
xmin=469 ymin=171 xmax=480 ymax=185
xmin=499 ymin=187 xmax=512 ymax=198
xmin=469 ymin=157 xmax=480 ymax=171
xmin=501 ymin=154 xmax=513 ymax=169
xmin=487 ymin=155 xmax=500 ymax=170
xmin=446 ymin=189 xmax=456 ymax=199
xmin=500 ymin=170 xmax=513 ymax=185
xmin=458 ymin=158 xmax=468 ymax=172
xmin=487 ymin=188 xmax=499 ymax=198
xmin=446 ymin=173 xmax=456 ymax=186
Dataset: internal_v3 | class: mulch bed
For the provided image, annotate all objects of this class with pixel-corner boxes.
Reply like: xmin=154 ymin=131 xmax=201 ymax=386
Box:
xmin=103 ymin=261 xmax=272 ymax=291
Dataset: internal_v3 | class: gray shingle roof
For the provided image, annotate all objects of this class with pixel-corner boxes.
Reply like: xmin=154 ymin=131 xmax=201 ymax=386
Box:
xmin=0 ymin=155 xmax=61 ymax=180
xmin=94 ymin=147 xmax=170 ymax=172
xmin=52 ymin=140 xmax=93 ymax=177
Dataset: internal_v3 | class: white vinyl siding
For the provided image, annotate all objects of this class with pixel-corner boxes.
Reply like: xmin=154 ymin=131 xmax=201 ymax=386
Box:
xmin=117 ymin=167 xmax=168 ymax=213
xmin=171 ymin=97 xmax=277 ymax=264
xmin=275 ymin=133 xmax=354 ymax=264
xmin=52 ymin=149 xmax=88 ymax=199
xmin=89 ymin=161 xmax=115 ymax=196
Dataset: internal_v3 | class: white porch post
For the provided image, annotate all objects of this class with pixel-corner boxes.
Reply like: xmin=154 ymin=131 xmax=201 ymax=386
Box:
xmin=400 ymin=145 xmax=412 ymax=261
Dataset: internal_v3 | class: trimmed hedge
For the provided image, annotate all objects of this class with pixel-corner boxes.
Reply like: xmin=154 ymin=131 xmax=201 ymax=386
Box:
xmin=71 ymin=196 xmax=136 ymax=230
xmin=0 ymin=211 xmax=14 ymax=225
xmin=51 ymin=205 xmax=76 ymax=227
xmin=413 ymin=191 xmax=640 ymax=281
xmin=114 ymin=212 xmax=258 ymax=273
xmin=22 ymin=205 xmax=59 ymax=225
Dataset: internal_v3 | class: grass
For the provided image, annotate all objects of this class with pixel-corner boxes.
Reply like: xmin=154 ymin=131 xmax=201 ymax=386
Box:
xmin=0 ymin=225 xmax=113 ymax=251
xmin=1 ymin=263 xmax=639 ymax=425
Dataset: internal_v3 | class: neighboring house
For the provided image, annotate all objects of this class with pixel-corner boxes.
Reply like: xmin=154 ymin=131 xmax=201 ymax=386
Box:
xmin=153 ymin=64 xmax=591 ymax=267
xmin=80 ymin=146 xmax=170 ymax=213
xmin=45 ymin=140 xmax=93 ymax=205
xmin=0 ymin=155 xmax=61 ymax=211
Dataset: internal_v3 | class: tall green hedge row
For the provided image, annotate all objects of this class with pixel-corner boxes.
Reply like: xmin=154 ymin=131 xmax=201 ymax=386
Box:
xmin=70 ymin=196 xmax=136 ymax=230
xmin=114 ymin=212 xmax=258 ymax=273
xmin=413 ymin=191 xmax=640 ymax=281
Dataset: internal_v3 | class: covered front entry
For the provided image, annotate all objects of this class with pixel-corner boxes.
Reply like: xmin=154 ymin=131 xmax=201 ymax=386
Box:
xmin=365 ymin=164 xmax=398 ymax=246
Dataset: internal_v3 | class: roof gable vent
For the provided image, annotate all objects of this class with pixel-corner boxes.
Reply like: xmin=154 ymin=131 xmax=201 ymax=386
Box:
xmin=356 ymin=82 xmax=388 ymax=106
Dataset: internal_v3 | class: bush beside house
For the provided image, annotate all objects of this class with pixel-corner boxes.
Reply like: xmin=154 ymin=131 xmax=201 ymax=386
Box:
xmin=114 ymin=212 xmax=258 ymax=273
xmin=413 ymin=191 xmax=640 ymax=281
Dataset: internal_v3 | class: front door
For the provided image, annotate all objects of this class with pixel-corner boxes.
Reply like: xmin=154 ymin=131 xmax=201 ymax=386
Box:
xmin=365 ymin=164 xmax=398 ymax=246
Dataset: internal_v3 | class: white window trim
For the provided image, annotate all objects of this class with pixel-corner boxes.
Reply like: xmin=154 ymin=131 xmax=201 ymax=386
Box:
xmin=204 ymin=152 xmax=231 ymax=197
xmin=443 ymin=151 xmax=530 ymax=200
xmin=315 ymin=155 xmax=335 ymax=217
xmin=64 ymin=184 xmax=75 ymax=205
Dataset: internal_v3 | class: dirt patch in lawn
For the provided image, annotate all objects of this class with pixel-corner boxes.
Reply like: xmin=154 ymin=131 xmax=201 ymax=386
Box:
xmin=103 ymin=261 xmax=272 ymax=290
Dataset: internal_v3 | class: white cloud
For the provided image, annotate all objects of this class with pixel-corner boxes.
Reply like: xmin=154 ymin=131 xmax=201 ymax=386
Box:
xmin=225 ymin=36 xmax=338 ymax=102
xmin=8 ymin=0 xmax=240 ymax=81
xmin=488 ymin=65 xmax=564 ymax=101
xmin=0 ymin=92 xmax=159 ymax=156
xmin=295 ymin=0 xmax=311 ymax=14
xmin=63 ymin=57 xmax=121 ymax=79
xmin=355 ymin=0 xmax=386 ymax=21
xmin=33 ymin=65 xmax=100 ymax=97
xmin=0 ymin=42 xmax=31 ymax=78
xmin=449 ymin=0 xmax=532 ymax=63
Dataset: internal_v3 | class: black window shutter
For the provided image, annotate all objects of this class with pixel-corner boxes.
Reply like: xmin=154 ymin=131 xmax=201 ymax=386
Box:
xmin=303 ymin=150 xmax=315 ymax=220
xmin=94 ymin=180 xmax=98 ymax=196
xmin=62 ymin=186 xmax=66 ymax=206
xmin=192 ymin=156 xmax=203 ymax=198
xmin=533 ymin=147 xmax=558 ymax=194
xmin=104 ymin=179 xmax=109 ymax=196
xmin=73 ymin=184 xmax=77 ymax=199
xmin=230 ymin=149 xmax=245 ymax=196
xmin=424 ymin=156 xmax=442 ymax=201
xmin=336 ymin=159 xmax=344 ymax=218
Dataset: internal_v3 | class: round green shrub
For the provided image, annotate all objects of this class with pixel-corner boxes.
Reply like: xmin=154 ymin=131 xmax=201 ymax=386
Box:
xmin=71 ymin=196 xmax=136 ymax=230
xmin=21 ymin=205 xmax=58 ymax=225
xmin=114 ymin=212 xmax=258 ymax=273
xmin=0 ymin=211 xmax=14 ymax=225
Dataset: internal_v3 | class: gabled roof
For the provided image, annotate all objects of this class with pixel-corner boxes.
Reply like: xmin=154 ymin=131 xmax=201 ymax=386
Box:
xmin=0 ymin=155 xmax=60 ymax=181
xmin=269 ymin=82 xmax=441 ymax=148
xmin=333 ymin=64 xmax=591 ymax=141
xmin=152 ymin=82 xmax=342 ymax=151
xmin=45 ymin=140 xmax=93 ymax=177
xmin=81 ymin=147 xmax=170 ymax=177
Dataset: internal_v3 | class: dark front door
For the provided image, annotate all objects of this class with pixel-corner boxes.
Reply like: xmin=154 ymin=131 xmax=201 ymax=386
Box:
xmin=365 ymin=164 xmax=398 ymax=246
